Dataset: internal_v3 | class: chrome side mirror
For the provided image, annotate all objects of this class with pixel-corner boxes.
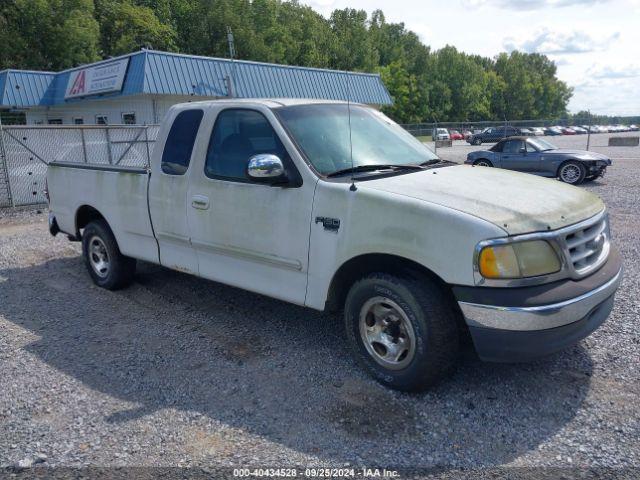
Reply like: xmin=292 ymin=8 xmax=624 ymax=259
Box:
xmin=247 ymin=154 xmax=286 ymax=182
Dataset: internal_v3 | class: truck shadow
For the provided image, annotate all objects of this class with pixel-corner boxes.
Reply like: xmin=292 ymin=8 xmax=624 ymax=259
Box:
xmin=0 ymin=256 xmax=594 ymax=468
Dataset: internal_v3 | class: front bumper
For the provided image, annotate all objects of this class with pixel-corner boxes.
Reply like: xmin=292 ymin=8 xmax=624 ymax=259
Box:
xmin=454 ymin=249 xmax=622 ymax=362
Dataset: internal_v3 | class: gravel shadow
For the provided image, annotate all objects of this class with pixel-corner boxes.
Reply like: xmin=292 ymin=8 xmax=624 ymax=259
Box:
xmin=0 ymin=256 xmax=594 ymax=468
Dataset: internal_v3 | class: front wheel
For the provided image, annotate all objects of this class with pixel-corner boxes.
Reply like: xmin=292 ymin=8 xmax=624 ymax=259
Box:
xmin=82 ymin=220 xmax=136 ymax=290
xmin=558 ymin=161 xmax=586 ymax=185
xmin=344 ymin=272 xmax=459 ymax=391
xmin=473 ymin=159 xmax=493 ymax=167
xmin=472 ymin=138 xmax=482 ymax=145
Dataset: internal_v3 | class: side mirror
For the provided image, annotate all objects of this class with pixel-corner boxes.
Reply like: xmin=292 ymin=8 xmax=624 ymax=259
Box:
xmin=247 ymin=154 xmax=287 ymax=184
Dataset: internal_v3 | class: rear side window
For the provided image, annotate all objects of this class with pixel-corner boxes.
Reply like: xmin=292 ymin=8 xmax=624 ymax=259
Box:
xmin=161 ymin=109 xmax=204 ymax=175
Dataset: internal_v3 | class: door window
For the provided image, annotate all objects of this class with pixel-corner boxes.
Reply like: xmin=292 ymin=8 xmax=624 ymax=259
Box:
xmin=526 ymin=142 xmax=537 ymax=153
xmin=205 ymin=109 xmax=289 ymax=181
xmin=161 ymin=109 xmax=204 ymax=175
xmin=502 ymin=140 xmax=524 ymax=153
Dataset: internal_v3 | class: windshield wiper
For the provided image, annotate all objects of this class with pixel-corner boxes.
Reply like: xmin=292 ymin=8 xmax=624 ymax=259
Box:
xmin=326 ymin=164 xmax=423 ymax=178
xmin=419 ymin=159 xmax=442 ymax=166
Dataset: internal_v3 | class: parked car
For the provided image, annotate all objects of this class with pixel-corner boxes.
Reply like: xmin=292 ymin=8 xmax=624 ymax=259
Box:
xmin=465 ymin=136 xmax=611 ymax=184
xmin=561 ymin=127 xmax=577 ymax=135
xmin=462 ymin=129 xmax=474 ymax=140
xmin=466 ymin=126 xmax=521 ymax=145
xmin=545 ymin=127 xmax=563 ymax=136
xmin=630 ymin=124 xmax=639 ymax=131
xmin=46 ymin=99 xmax=621 ymax=392
xmin=449 ymin=129 xmax=464 ymax=140
xmin=519 ymin=127 xmax=535 ymax=136
xmin=532 ymin=127 xmax=545 ymax=136
xmin=433 ymin=128 xmax=450 ymax=140
xmin=572 ymin=126 xmax=588 ymax=135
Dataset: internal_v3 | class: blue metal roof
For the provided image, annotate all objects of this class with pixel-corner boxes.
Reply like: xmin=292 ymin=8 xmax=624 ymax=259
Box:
xmin=0 ymin=50 xmax=392 ymax=108
xmin=0 ymin=70 xmax=55 ymax=108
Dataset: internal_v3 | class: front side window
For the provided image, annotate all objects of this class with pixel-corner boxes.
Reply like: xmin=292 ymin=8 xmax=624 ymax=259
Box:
xmin=503 ymin=140 xmax=524 ymax=154
xmin=275 ymin=104 xmax=438 ymax=176
xmin=205 ymin=109 xmax=289 ymax=181
xmin=161 ymin=109 xmax=204 ymax=175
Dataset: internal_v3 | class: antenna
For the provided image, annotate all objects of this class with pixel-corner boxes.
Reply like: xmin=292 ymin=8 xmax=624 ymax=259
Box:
xmin=347 ymin=73 xmax=356 ymax=191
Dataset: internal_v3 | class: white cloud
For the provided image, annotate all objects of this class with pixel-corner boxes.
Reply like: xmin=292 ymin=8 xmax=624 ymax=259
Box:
xmin=588 ymin=64 xmax=640 ymax=78
xmin=504 ymin=28 xmax=620 ymax=54
xmin=464 ymin=0 xmax=609 ymax=9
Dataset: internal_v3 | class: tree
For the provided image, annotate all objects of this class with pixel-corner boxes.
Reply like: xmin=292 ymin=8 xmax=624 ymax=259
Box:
xmin=0 ymin=0 xmax=100 ymax=70
xmin=95 ymin=0 xmax=177 ymax=56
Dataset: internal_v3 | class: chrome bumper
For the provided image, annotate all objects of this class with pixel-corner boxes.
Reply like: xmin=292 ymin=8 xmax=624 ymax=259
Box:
xmin=459 ymin=267 xmax=622 ymax=331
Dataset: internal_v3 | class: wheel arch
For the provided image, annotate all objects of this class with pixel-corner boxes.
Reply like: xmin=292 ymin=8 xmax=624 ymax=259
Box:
xmin=325 ymin=253 xmax=456 ymax=312
xmin=75 ymin=205 xmax=109 ymax=239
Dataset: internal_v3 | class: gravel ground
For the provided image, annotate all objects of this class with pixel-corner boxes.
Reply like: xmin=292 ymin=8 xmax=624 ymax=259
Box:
xmin=0 ymin=134 xmax=639 ymax=477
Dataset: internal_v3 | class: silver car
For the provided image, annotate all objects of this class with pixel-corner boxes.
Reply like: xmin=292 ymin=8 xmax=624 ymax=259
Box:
xmin=465 ymin=136 xmax=611 ymax=185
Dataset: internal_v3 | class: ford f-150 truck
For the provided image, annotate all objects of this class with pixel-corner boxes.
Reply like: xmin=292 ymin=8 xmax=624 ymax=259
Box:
xmin=46 ymin=99 xmax=622 ymax=391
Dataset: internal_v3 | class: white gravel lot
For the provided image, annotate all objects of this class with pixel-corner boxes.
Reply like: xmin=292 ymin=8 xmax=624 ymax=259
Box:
xmin=0 ymin=132 xmax=639 ymax=477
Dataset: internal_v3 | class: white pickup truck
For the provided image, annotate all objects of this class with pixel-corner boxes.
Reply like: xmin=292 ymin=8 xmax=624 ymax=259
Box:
xmin=46 ymin=99 xmax=622 ymax=391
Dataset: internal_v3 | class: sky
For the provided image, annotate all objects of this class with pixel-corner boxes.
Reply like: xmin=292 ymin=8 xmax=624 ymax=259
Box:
xmin=305 ymin=0 xmax=640 ymax=115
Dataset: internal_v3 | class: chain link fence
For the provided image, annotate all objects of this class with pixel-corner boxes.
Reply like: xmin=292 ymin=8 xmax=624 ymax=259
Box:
xmin=0 ymin=111 xmax=158 ymax=207
xmin=1 ymin=109 xmax=638 ymax=208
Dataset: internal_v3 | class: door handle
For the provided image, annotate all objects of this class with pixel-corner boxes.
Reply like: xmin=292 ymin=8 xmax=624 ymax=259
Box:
xmin=191 ymin=195 xmax=210 ymax=210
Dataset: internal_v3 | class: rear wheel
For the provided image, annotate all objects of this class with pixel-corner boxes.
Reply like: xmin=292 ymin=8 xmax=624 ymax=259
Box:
xmin=82 ymin=220 xmax=136 ymax=290
xmin=344 ymin=272 xmax=459 ymax=391
xmin=473 ymin=159 xmax=493 ymax=167
xmin=558 ymin=161 xmax=586 ymax=185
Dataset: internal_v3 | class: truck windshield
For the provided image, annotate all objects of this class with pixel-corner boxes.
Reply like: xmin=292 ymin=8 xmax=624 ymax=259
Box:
xmin=275 ymin=104 xmax=439 ymax=176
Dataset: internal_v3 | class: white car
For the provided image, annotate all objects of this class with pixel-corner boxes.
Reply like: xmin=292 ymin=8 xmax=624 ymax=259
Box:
xmin=46 ymin=99 xmax=622 ymax=391
xmin=433 ymin=128 xmax=450 ymax=140
xmin=532 ymin=127 xmax=545 ymax=136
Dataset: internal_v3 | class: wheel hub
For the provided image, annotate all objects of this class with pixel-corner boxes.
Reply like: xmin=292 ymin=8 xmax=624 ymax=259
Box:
xmin=561 ymin=164 xmax=580 ymax=183
xmin=88 ymin=236 xmax=110 ymax=278
xmin=359 ymin=297 xmax=416 ymax=370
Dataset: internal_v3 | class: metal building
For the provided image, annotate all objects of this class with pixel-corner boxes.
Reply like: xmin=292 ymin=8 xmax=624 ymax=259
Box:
xmin=0 ymin=49 xmax=392 ymax=125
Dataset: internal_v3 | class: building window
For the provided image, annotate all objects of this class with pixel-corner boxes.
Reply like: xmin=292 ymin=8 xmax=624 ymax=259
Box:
xmin=73 ymin=117 xmax=84 ymax=125
xmin=48 ymin=119 xmax=63 ymax=125
xmin=95 ymin=115 xmax=108 ymax=125
xmin=161 ymin=109 xmax=204 ymax=175
xmin=122 ymin=112 xmax=136 ymax=125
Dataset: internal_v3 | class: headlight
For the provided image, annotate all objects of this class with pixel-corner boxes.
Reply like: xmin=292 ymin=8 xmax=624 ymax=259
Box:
xmin=478 ymin=240 xmax=561 ymax=279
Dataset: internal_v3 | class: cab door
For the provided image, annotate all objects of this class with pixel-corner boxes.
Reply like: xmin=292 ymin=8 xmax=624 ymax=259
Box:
xmin=498 ymin=139 xmax=535 ymax=172
xmin=148 ymin=108 xmax=204 ymax=274
xmin=185 ymin=105 xmax=317 ymax=305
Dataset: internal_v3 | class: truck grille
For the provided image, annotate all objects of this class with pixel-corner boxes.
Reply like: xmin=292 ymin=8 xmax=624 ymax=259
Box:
xmin=560 ymin=213 xmax=610 ymax=278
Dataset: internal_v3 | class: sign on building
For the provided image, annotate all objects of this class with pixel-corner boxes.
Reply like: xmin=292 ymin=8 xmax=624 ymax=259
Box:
xmin=65 ymin=59 xmax=129 ymax=99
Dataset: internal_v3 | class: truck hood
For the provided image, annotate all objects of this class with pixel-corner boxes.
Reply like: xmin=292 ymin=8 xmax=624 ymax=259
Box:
xmin=361 ymin=165 xmax=604 ymax=235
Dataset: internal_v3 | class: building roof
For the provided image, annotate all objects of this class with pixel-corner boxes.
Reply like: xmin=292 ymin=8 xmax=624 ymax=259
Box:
xmin=0 ymin=50 xmax=392 ymax=108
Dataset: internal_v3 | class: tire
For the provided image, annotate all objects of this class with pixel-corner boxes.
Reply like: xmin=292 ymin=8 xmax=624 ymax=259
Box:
xmin=473 ymin=159 xmax=493 ymax=167
xmin=558 ymin=161 xmax=586 ymax=185
xmin=472 ymin=138 xmax=482 ymax=145
xmin=344 ymin=272 xmax=459 ymax=392
xmin=82 ymin=219 xmax=136 ymax=290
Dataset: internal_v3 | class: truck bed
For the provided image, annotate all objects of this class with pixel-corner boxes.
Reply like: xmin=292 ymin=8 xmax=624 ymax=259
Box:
xmin=47 ymin=161 xmax=159 ymax=264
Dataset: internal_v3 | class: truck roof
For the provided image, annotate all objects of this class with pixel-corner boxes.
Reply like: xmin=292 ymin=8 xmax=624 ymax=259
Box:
xmin=172 ymin=98 xmax=361 ymax=109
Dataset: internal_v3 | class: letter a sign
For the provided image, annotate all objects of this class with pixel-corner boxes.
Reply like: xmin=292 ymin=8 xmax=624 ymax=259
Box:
xmin=69 ymin=71 xmax=86 ymax=96
xmin=65 ymin=58 xmax=129 ymax=99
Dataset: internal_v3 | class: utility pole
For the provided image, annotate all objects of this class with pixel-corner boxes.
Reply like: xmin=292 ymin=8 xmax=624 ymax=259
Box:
xmin=226 ymin=26 xmax=236 ymax=98
xmin=586 ymin=110 xmax=592 ymax=151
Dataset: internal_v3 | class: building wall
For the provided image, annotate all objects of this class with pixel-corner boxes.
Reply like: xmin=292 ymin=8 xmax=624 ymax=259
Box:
xmin=25 ymin=94 xmax=218 ymax=125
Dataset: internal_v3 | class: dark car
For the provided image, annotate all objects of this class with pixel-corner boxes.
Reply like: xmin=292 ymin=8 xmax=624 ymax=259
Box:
xmin=465 ymin=136 xmax=612 ymax=185
xmin=466 ymin=126 xmax=521 ymax=145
